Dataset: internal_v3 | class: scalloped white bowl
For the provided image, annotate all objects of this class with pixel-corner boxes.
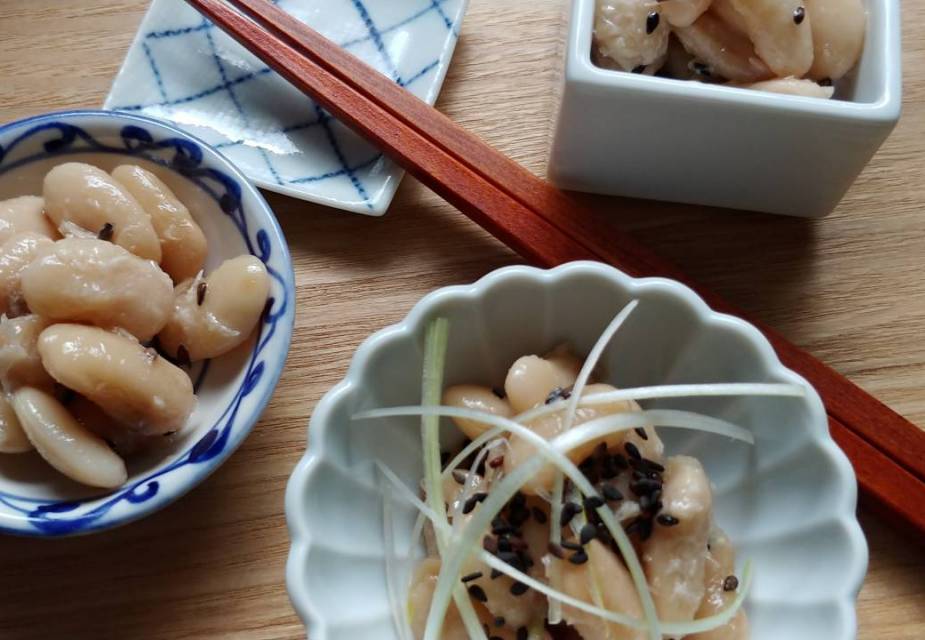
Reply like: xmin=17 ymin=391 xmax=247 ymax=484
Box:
xmin=286 ymin=262 xmax=867 ymax=640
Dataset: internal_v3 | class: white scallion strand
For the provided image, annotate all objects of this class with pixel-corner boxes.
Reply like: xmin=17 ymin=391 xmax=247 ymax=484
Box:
xmin=517 ymin=382 xmax=805 ymax=425
xmin=549 ymin=300 xmax=639 ymax=625
xmin=377 ymin=458 xmax=753 ymax=637
xmin=418 ymin=319 xmax=488 ymax=640
xmin=381 ymin=482 xmax=413 ymax=640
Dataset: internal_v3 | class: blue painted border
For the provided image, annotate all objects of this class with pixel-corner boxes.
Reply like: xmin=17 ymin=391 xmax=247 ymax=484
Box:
xmin=0 ymin=110 xmax=296 ymax=537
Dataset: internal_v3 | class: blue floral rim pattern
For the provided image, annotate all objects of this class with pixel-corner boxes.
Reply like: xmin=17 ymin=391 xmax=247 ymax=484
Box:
xmin=0 ymin=110 xmax=295 ymax=536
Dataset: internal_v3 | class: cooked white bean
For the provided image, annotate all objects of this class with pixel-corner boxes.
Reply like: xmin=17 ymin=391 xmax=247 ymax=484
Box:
xmin=43 ymin=162 xmax=161 ymax=262
xmin=11 ymin=387 xmax=127 ymax=488
xmin=111 ymin=165 xmax=208 ymax=283
xmin=556 ymin=540 xmax=647 ymax=640
xmin=0 ymin=232 xmax=55 ymax=317
xmin=727 ymin=0 xmax=814 ymax=77
xmin=68 ymin=395 xmax=152 ymax=457
xmin=158 ymin=255 xmax=269 ymax=362
xmin=0 ymin=314 xmax=54 ymax=392
xmin=443 ymin=384 xmax=513 ymax=440
xmin=0 ymin=392 xmax=32 ymax=453
xmin=21 ymin=238 xmax=173 ymax=341
xmin=0 ymin=196 xmax=59 ymax=243
xmin=805 ymin=0 xmax=866 ymax=81
xmin=675 ymin=12 xmax=771 ymax=82
xmin=690 ymin=528 xmax=749 ymax=640
xmin=710 ymin=0 xmax=750 ymax=33
xmin=743 ymin=77 xmax=835 ymax=98
xmin=504 ymin=350 xmax=581 ymax=414
xmin=38 ymin=323 xmax=195 ymax=435
xmin=594 ymin=0 xmax=670 ymax=72
xmin=660 ymin=0 xmax=713 ymax=28
xmin=642 ymin=456 xmax=713 ymax=623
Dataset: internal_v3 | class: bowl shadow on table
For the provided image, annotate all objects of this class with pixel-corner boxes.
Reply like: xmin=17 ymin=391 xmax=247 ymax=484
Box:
xmin=0 ymin=459 xmax=267 ymax=640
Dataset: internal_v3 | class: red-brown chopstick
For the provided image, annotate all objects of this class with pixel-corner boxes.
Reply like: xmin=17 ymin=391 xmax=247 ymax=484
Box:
xmin=185 ymin=0 xmax=925 ymax=533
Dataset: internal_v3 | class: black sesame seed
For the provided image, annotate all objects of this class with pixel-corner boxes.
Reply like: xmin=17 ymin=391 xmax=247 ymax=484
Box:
xmin=468 ymin=584 xmax=488 ymax=602
xmin=547 ymin=542 xmax=566 ymax=559
xmin=583 ymin=495 xmax=605 ymax=512
xmin=452 ymin=469 xmax=468 ymax=485
xmin=560 ymin=501 xmax=582 ymax=527
xmin=646 ymin=11 xmax=660 ymax=35
xmin=97 ymin=222 xmax=114 ymax=241
xmin=492 ymin=386 xmax=506 ymax=399
xmin=625 ymin=442 xmax=642 ymax=460
xmin=631 ymin=64 xmax=646 ymax=74
xmin=546 ymin=386 xmax=572 ymax=404
xmin=462 ymin=492 xmax=488 ymax=514
xmin=724 ymin=575 xmax=740 ymax=592
xmin=517 ymin=628 xmax=528 ymax=640
xmin=602 ymin=483 xmax=624 ymax=501
xmin=494 ymin=617 xmax=505 ymax=628
xmin=657 ymin=514 xmax=680 ymax=527
xmin=176 ymin=344 xmax=191 ymax=367
xmin=645 ymin=459 xmax=665 ymax=473
xmin=793 ymin=6 xmax=805 ymax=24
xmin=461 ymin=571 xmax=483 ymax=583
xmin=634 ymin=427 xmax=649 ymax=440
xmin=568 ymin=549 xmax=589 ymax=565
xmin=510 ymin=581 xmax=529 ymax=596
xmin=532 ymin=507 xmax=548 ymax=524
xmin=580 ymin=523 xmax=598 ymax=545
xmin=561 ymin=540 xmax=583 ymax=551
xmin=197 ymin=281 xmax=207 ymax=306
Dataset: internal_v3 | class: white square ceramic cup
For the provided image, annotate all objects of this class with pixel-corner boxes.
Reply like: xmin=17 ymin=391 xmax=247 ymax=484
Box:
xmin=548 ymin=0 xmax=901 ymax=218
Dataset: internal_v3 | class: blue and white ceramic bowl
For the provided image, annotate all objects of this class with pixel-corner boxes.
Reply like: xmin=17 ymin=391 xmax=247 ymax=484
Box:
xmin=0 ymin=110 xmax=295 ymax=537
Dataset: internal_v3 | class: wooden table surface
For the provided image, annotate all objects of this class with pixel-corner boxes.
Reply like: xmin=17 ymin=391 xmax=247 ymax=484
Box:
xmin=1 ymin=0 xmax=923 ymax=638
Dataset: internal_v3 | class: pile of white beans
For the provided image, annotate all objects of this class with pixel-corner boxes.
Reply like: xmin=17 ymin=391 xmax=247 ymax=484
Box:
xmin=594 ymin=0 xmax=866 ymax=98
xmin=0 ymin=162 xmax=270 ymax=489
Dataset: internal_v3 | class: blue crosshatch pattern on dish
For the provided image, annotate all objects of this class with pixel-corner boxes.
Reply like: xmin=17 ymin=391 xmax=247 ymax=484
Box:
xmin=105 ymin=0 xmax=467 ymax=214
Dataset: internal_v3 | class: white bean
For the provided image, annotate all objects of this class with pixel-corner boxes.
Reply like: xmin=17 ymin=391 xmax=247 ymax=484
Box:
xmin=690 ymin=528 xmax=749 ymax=640
xmin=504 ymin=350 xmax=581 ymax=414
xmin=660 ymin=0 xmax=713 ymax=28
xmin=43 ymin=162 xmax=161 ymax=262
xmin=642 ymin=456 xmax=713 ymax=623
xmin=0 ymin=392 xmax=32 ymax=453
xmin=158 ymin=255 xmax=270 ymax=362
xmin=11 ymin=387 xmax=127 ymax=488
xmin=443 ymin=384 xmax=513 ymax=440
xmin=111 ymin=165 xmax=208 ymax=283
xmin=675 ymin=12 xmax=771 ymax=82
xmin=38 ymin=323 xmax=195 ymax=435
xmin=743 ymin=77 xmax=835 ymax=98
xmin=0 ymin=314 xmax=54 ymax=392
xmin=0 ymin=196 xmax=59 ymax=243
xmin=0 ymin=232 xmax=55 ymax=317
xmin=555 ymin=540 xmax=647 ymax=640
xmin=21 ymin=238 xmax=173 ymax=341
xmin=594 ymin=0 xmax=670 ymax=72
xmin=727 ymin=0 xmax=814 ymax=77
xmin=805 ymin=0 xmax=866 ymax=81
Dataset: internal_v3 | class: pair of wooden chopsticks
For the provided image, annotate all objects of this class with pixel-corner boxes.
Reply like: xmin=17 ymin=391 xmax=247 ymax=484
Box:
xmin=187 ymin=0 xmax=925 ymax=535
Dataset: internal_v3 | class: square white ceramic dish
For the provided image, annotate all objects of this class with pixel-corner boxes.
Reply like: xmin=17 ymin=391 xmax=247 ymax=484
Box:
xmin=105 ymin=0 xmax=468 ymax=216
xmin=286 ymin=262 xmax=867 ymax=640
xmin=548 ymin=0 xmax=901 ymax=218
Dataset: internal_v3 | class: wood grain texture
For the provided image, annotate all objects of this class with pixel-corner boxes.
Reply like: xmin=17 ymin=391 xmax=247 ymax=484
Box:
xmin=0 ymin=1 xmax=923 ymax=639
